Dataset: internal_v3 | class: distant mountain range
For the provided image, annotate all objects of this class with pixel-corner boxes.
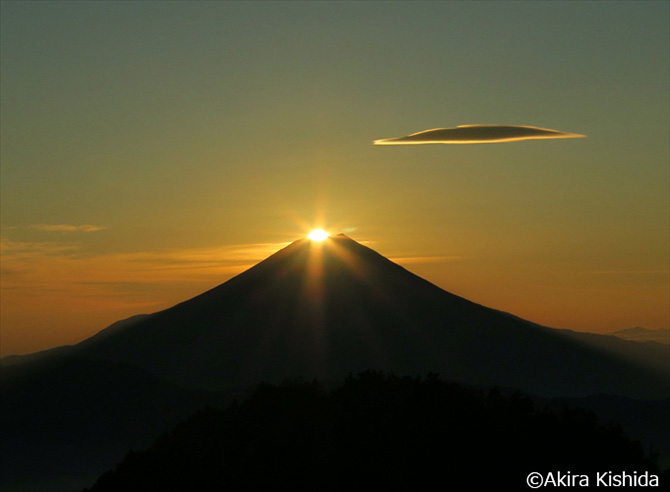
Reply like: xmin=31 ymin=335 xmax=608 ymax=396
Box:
xmin=609 ymin=327 xmax=670 ymax=345
xmin=2 ymin=234 xmax=668 ymax=491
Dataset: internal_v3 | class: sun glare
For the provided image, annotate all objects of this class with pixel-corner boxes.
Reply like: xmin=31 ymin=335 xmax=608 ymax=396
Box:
xmin=308 ymin=229 xmax=329 ymax=241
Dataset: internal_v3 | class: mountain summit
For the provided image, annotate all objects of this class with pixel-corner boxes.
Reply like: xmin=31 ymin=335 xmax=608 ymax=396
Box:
xmin=71 ymin=234 xmax=667 ymax=398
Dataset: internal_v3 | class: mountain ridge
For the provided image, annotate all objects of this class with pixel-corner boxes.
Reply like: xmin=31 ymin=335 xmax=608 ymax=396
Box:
xmin=41 ymin=234 xmax=668 ymax=398
xmin=3 ymin=235 xmax=667 ymax=397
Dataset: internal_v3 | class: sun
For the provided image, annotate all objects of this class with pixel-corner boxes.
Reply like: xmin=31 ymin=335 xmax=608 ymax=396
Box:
xmin=308 ymin=229 xmax=329 ymax=241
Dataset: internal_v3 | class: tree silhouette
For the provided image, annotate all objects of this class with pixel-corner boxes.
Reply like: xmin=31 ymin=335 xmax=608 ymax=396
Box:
xmin=86 ymin=371 xmax=663 ymax=491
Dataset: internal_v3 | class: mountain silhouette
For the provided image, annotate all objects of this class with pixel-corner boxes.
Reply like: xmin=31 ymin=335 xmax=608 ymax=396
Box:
xmin=2 ymin=234 xmax=668 ymax=491
xmin=70 ymin=233 xmax=667 ymax=398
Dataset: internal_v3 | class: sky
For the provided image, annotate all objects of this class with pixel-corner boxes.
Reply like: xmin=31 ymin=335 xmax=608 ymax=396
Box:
xmin=1 ymin=1 xmax=668 ymax=356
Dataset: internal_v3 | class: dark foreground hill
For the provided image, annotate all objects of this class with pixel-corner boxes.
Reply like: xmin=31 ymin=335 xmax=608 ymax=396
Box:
xmin=0 ymin=356 xmax=215 ymax=492
xmin=86 ymin=371 xmax=667 ymax=491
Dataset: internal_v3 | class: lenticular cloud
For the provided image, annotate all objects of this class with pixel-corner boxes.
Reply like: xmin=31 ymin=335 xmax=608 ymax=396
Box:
xmin=373 ymin=125 xmax=586 ymax=145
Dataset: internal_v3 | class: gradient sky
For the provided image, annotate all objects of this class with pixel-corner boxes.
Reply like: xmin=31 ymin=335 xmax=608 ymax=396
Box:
xmin=1 ymin=1 xmax=668 ymax=356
